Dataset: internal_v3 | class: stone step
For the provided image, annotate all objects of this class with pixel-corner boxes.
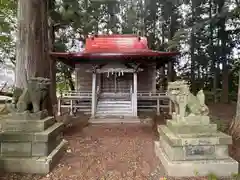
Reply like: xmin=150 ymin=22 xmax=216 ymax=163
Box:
xmin=154 ymin=141 xmax=238 ymax=177
xmin=97 ymin=103 xmax=131 ymax=108
xmin=0 ymin=139 xmax=67 ymax=174
xmin=96 ymin=108 xmax=132 ymax=114
xmin=2 ymin=116 xmax=55 ymax=132
xmin=0 ymin=135 xmax=62 ymax=157
xmin=160 ymin=135 xmax=229 ymax=161
xmin=96 ymin=110 xmax=132 ymax=114
xmin=8 ymin=110 xmax=49 ymax=121
xmin=166 ymin=120 xmax=218 ymax=134
xmin=89 ymin=117 xmax=140 ymax=124
xmin=97 ymin=107 xmax=132 ymax=111
xmin=0 ymin=122 xmax=64 ymax=143
xmin=95 ymin=112 xmax=133 ymax=117
xmin=97 ymin=101 xmax=131 ymax=105
xmin=0 ymin=123 xmax=64 ymax=157
xmin=158 ymin=125 xmax=232 ymax=146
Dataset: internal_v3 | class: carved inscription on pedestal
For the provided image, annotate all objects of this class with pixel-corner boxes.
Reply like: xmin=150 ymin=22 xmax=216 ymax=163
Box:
xmin=185 ymin=145 xmax=215 ymax=160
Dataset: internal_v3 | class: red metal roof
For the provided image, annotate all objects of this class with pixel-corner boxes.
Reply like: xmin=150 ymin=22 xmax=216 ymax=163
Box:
xmin=50 ymin=34 xmax=179 ymax=66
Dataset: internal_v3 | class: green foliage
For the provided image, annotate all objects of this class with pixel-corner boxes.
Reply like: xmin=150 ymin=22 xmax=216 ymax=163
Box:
xmin=210 ymin=116 xmax=228 ymax=132
xmin=207 ymin=173 xmax=218 ymax=180
xmin=167 ymin=29 xmax=189 ymax=50
xmin=0 ymin=0 xmax=239 ymax=104
xmin=231 ymin=173 xmax=240 ymax=180
xmin=0 ymin=0 xmax=16 ymax=65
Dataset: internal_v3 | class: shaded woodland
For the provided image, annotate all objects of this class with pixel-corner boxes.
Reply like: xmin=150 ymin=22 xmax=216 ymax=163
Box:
xmin=0 ymin=0 xmax=239 ymax=109
xmin=1 ymin=0 xmax=239 ymax=100
xmin=0 ymin=0 xmax=240 ymax=179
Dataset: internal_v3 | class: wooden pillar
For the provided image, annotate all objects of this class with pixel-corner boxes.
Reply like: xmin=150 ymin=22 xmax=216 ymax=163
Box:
xmin=97 ymin=73 xmax=101 ymax=92
xmin=169 ymin=99 xmax=172 ymax=115
xmin=152 ymin=63 xmax=157 ymax=92
xmin=74 ymin=68 xmax=78 ymax=90
xmin=157 ymin=98 xmax=160 ymax=115
xmin=70 ymin=99 xmax=73 ymax=116
xmin=57 ymin=98 xmax=61 ymax=116
xmin=167 ymin=61 xmax=173 ymax=82
xmin=91 ymin=73 xmax=97 ymax=117
xmin=133 ymin=72 xmax=138 ymax=117
xmin=160 ymin=66 xmax=165 ymax=92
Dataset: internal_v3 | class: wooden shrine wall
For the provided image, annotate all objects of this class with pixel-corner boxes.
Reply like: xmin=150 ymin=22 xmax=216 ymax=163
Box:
xmin=75 ymin=64 xmax=93 ymax=92
xmin=75 ymin=63 xmax=156 ymax=92
xmin=138 ymin=63 xmax=156 ymax=92
xmin=100 ymin=73 xmax=133 ymax=93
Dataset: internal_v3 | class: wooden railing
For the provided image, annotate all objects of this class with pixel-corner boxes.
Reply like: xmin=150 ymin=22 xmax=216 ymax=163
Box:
xmin=57 ymin=90 xmax=172 ymax=116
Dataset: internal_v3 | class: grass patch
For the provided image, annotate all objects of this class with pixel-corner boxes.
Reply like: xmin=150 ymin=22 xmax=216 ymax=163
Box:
xmin=210 ymin=115 xmax=229 ymax=133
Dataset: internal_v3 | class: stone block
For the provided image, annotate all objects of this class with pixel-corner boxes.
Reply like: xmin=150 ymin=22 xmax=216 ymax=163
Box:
xmin=1 ymin=142 xmax=31 ymax=157
xmin=0 ymin=123 xmax=64 ymax=143
xmin=9 ymin=110 xmax=48 ymax=120
xmin=160 ymin=136 xmax=229 ymax=161
xmin=33 ymin=123 xmax=64 ymax=142
xmin=155 ymin=141 xmax=238 ymax=177
xmin=166 ymin=120 xmax=217 ymax=134
xmin=158 ymin=125 xmax=232 ymax=146
xmin=171 ymin=115 xmax=210 ymax=124
xmin=184 ymin=115 xmax=210 ymax=124
xmin=31 ymin=134 xmax=63 ymax=156
xmin=2 ymin=116 xmax=55 ymax=132
xmin=0 ymin=139 xmax=67 ymax=174
xmin=0 ymin=133 xmax=34 ymax=142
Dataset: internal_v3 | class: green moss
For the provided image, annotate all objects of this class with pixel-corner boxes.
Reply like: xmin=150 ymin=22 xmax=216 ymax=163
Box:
xmin=210 ymin=116 xmax=228 ymax=133
xmin=207 ymin=173 xmax=218 ymax=180
xmin=231 ymin=173 xmax=240 ymax=180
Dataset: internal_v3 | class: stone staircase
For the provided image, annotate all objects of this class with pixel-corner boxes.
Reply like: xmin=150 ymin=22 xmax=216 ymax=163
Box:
xmin=96 ymin=98 xmax=133 ymax=117
xmin=90 ymin=96 xmax=140 ymax=123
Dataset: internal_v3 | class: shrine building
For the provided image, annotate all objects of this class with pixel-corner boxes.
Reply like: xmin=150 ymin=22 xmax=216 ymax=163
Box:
xmin=50 ymin=34 xmax=179 ymax=123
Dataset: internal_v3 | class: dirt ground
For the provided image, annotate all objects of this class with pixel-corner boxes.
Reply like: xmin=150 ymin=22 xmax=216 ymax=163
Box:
xmin=0 ymin=103 xmax=238 ymax=180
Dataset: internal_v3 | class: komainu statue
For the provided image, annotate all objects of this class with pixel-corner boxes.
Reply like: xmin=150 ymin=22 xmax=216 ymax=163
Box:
xmin=167 ymin=80 xmax=209 ymax=119
xmin=7 ymin=77 xmax=51 ymax=113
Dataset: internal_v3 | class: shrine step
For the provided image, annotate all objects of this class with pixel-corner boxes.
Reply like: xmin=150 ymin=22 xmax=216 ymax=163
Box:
xmin=89 ymin=116 xmax=140 ymax=124
xmin=98 ymin=101 xmax=131 ymax=105
xmin=95 ymin=112 xmax=133 ymax=117
xmin=96 ymin=98 xmax=132 ymax=117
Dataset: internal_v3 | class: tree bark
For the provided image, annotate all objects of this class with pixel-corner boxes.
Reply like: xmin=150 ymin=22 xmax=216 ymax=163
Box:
xmin=0 ymin=92 xmax=13 ymax=97
xmin=236 ymin=71 xmax=240 ymax=120
xmin=49 ymin=18 xmax=57 ymax=105
xmin=167 ymin=5 xmax=177 ymax=83
xmin=16 ymin=0 xmax=50 ymax=81
xmin=217 ymin=0 xmax=229 ymax=103
xmin=15 ymin=0 xmax=52 ymax=114
xmin=15 ymin=0 xmax=29 ymax=89
xmin=190 ymin=1 xmax=196 ymax=93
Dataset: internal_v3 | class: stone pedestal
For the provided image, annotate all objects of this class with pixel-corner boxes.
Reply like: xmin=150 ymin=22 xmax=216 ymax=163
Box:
xmin=155 ymin=115 xmax=238 ymax=177
xmin=0 ymin=111 xmax=67 ymax=174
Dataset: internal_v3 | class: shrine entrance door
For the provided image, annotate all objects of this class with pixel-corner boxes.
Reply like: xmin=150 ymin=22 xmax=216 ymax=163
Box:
xmin=100 ymin=73 xmax=133 ymax=98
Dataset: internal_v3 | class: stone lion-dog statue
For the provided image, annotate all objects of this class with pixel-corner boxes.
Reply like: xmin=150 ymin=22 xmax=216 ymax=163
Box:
xmin=167 ymin=80 xmax=209 ymax=119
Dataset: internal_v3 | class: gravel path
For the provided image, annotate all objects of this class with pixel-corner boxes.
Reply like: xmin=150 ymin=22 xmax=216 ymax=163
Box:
xmin=0 ymin=123 xmax=234 ymax=180
xmin=0 ymin=124 xmax=161 ymax=180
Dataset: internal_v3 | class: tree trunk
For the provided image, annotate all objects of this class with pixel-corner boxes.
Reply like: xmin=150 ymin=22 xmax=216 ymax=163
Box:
xmin=190 ymin=1 xmax=196 ymax=93
xmin=15 ymin=0 xmax=29 ymax=89
xmin=222 ymin=58 xmax=229 ymax=103
xmin=49 ymin=19 xmax=57 ymax=105
xmin=167 ymin=5 xmax=177 ymax=82
xmin=159 ymin=66 xmax=165 ymax=91
xmin=167 ymin=61 xmax=174 ymax=82
xmin=236 ymin=71 xmax=240 ymax=120
xmin=209 ymin=0 xmax=218 ymax=102
xmin=15 ymin=0 xmax=52 ymax=114
xmin=190 ymin=31 xmax=196 ymax=93
xmin=64 ymin=72 xmax=75 ymax=91
xmin=217 ymin=0 xmax=229 ymax=103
